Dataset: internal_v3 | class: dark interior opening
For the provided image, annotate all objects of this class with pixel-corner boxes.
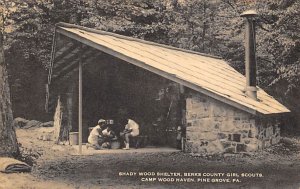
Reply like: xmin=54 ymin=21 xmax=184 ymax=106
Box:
xmin=78 ymin=53 xmax=182 ymax=147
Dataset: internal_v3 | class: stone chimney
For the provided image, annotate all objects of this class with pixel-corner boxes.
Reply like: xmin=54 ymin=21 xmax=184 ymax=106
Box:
xmin=241 ymin=10 xmax=258 ymax=100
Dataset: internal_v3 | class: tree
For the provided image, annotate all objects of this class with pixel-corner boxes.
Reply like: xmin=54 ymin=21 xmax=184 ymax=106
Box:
xmin=165 ymin=0 xmax=221 ymax=54
xmin=0 ymin=1 xmax=19 ymax=157
xmin=259 ymin=0 xmax=300 ymax=130
xmin=213 ymin=0 xmax=300 ymax=130
xmin=5 ymin=0 xmax=53 ymax=120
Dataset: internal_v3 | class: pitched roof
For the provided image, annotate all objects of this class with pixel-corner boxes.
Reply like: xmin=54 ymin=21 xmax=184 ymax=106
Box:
xmin=49 ymin=22 xmax=290 ymax=115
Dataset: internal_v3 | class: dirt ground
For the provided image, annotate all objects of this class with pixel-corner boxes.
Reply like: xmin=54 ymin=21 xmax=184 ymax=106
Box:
xmin=0 ymin=127 xmax=299 ymax=189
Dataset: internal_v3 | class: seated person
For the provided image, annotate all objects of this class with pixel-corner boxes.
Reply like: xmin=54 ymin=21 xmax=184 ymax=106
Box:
xmin=87 ymin=119 xmax=106 ymax=149
xmin=120 ymin=119 xmax=139 ymax=150
xmin=99 ymin=126 xmax=117 ymax=149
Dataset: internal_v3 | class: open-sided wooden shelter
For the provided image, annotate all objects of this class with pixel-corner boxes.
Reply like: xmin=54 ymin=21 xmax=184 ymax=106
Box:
xmin=46 ymin=22 xmax=289 ymax=154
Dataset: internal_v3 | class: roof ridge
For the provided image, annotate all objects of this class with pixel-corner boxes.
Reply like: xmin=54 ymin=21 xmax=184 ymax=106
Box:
xmin=56 ymin=22 xmax=222 ymax=60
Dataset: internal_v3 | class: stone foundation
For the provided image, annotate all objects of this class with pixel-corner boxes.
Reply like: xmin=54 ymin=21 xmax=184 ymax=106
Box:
xmin=184 ymin=90 xmax=281 ymax=154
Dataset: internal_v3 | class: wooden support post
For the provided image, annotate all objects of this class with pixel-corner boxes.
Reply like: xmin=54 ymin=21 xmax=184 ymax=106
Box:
xmin=179 ymin=84 xmax=186 ymax=125
xmin=66 ymin=90 xmax=74 ymax=135
xmin=179 ymin=84 xmax=185 ymax=95
xmin=78 ymin=55 xmax=83 ymax=154
xmin=179 ymin=84 xmax=186 ymax=152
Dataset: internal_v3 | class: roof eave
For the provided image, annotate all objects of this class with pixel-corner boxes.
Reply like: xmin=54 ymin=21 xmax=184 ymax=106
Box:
xmin=256 ymin=110 xmax=291 ymax=118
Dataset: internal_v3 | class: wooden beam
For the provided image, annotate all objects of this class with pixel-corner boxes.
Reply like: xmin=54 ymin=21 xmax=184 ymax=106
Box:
xmin=48 ymin=28 xmax=58 ymax=85
xmin=179 ymin=84 xmax=186 ymax=125
xmin=54 ymin=43 xmax=78 ymax=65
xmin=78 ymin=53 xmax=83 ymax=155
xmin=52 ymin=53 xmax=101 ymax=84
xmin=52 ymin=49 xmax=96 ymax=81
xmin=55 ymin=42 xmax=74 ymax=56
xmin=53 ymin=47 xmax=84 ymax=71
xmin=53 ymin=47 xmax=91 ymax=75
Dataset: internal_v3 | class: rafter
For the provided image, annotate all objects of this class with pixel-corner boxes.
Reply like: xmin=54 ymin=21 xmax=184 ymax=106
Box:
xmin=54 ymin=43 xmax=79 ymax=64
xmin=53 ymin=46 xmax=85 ymax=71
xmin=52 ymin=49 xmax=99 ymax=81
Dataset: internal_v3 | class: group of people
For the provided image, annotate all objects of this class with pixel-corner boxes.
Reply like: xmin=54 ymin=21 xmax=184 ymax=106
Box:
xmin=87 ymin=118 xmax=139 ymax=150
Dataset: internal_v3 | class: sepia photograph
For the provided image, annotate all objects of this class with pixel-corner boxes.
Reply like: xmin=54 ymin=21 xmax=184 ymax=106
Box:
xmin=0 ymin=0 xmax=299 ymax=188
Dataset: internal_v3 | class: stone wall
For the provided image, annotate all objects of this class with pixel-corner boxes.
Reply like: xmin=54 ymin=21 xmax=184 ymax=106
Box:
xmin=256 ymin=118 xmax=281 ymax=149
xmin=184 ymin=90 xmax=281 ymax=154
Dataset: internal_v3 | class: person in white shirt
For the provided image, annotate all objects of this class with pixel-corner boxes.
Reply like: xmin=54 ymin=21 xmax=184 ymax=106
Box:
xmin=99 ymin=126 xmax=117 ymax=148
xmin=87 ymin=119 xmax=106 ymax=149
xmin=120 ymin=119 xmax=139 ymax=150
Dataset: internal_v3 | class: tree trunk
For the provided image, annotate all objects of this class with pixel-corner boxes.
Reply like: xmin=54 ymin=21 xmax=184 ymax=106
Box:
xmin=0 ymin=30 xmax=20 ymax=157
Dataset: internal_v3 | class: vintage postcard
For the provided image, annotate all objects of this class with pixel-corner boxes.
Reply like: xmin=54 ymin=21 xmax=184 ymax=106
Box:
xmin=0 ymin=0 xmax=299 ymax=189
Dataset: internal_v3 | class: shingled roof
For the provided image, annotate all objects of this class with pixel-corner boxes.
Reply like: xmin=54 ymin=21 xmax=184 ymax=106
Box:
xmin=48 ymin=22 xmax=290 ymax=116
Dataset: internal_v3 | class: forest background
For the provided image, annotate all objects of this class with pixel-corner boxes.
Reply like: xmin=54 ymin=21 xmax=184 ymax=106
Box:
xmin=1 ymin=0 xmax=299 ymax=133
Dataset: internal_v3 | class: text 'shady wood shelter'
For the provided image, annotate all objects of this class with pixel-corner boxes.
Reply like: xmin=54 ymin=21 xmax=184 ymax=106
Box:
xmin=46 ymin=10 xmax=290 ymax=154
